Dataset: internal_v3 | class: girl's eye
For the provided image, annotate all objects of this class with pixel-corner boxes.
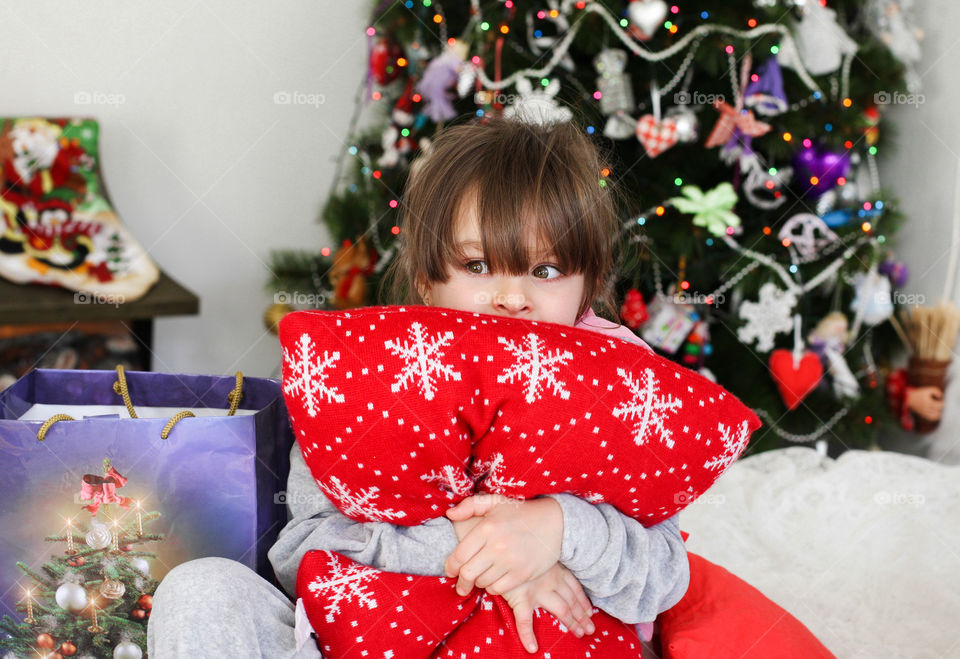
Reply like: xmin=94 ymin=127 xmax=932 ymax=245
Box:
xmin=465 ymin=260 xmax=489 ymax=275
xmin=532 ymin=264 xmax=563 ymax=280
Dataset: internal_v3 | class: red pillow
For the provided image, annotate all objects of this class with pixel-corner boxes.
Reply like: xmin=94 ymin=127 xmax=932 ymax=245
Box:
xmin=279 ymin=305 xmax=762 ymax=658
xmin=658 ymin=552 xmax=835 ymax=659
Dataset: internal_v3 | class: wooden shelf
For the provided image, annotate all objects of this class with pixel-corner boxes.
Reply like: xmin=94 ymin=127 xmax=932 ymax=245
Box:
xmin=0 ymin=271 xmax=199 ymax=325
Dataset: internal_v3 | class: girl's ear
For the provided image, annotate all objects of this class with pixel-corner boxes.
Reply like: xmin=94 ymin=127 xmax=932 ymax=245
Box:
xmin=416 ymin=279 xmax=431 ymax=306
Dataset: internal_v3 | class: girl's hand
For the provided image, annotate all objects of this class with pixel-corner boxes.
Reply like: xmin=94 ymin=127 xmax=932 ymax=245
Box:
xmin=500 ymin=563 xmax=595 ymax=654
xmin=444 ymin=494 xmax=563 ymax=596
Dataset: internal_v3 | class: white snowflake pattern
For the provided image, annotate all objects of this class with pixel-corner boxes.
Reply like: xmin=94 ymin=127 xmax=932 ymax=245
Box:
xmin=282 ymin=333 xmax=345 ymax=417
xmin=704 ymin=420 xmax=751 ymax=472
xmin=472 ymin=453 xmax=527 ymax=495
xmin=384 ymin=322 xmax=461 ymax=401
xmin=611 ymin=367 xmax=684 ymax=448
xmin=581 ymin=492 xmax=605 ymax=504
xmin=420 ymin=465 xmax=475 ymax=499
xmin=496 ymin=333 xmax=574 ymax=404
xmin=320 ymin=476 xmax=407 ymax=521
xmin=306 ymin=551 xmax=380 ymax=623
xmin=737 ymin=282 xmax=797 ymax=353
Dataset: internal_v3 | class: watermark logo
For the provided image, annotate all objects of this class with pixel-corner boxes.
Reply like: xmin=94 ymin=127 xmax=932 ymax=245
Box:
xmin=674 ymin=91 xmax=725 ymax=106
xmin=474 ymin=90 xmax=519 ymax=106
xmin=674 ymin=491 xmax=726 ymax=506
xmin=273 ymin=90 xmax=326 ymax=107
xmin=74 ymin=91 xmax=126 ymax=108
xmin=275 ymin=291 xmax=326 ymax=306
xmin=874 ymin=91 xmax=925 ymax=107
xmin=873 ymin=490 xmax=925 ymax=507
xmin=473 ymin=291 xmax=527 ymax=307
xmin=74 ymin=291 xmax=125 ymax=308
xmin=672 ymin=292 xmax=725 ymax=307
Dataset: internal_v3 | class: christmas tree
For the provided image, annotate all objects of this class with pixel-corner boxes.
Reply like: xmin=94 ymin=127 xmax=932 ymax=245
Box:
xmin=266 ymin=0 xmax=917 ymax=452
xmin=0 ymin=459 xmax=160 ymax=659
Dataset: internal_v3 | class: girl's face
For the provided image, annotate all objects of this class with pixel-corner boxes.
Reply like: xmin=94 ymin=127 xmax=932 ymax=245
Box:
xmin=420 ymin=201 xmax=586 ymax=326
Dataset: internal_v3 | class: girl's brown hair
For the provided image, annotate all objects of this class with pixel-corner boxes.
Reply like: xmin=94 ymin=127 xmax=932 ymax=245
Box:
xmin=381 ymin=116 xmax=622 ymax=323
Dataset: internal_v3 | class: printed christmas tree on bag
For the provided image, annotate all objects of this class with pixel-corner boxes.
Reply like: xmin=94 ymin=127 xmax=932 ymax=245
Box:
xmin=0 ymin=459 xmax=161 ymax=659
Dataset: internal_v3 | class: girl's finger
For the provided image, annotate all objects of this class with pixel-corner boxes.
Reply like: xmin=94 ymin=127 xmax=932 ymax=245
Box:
xmin=445 ymin=496 xmax=481 ymax=521
xmin=539 ymin=590 xmax=582 ymax=637
xmin=473 ymin=563 xmax=508 ymax=591
xmin=486 ymin=572 xmax=524 ymax=596
xmin=444 ymin=530 xmax=486 ymax=577
xmin=456 ymin=555 xmax=494 ymax=596
xmin=510 ymin=601 xmax=538 ymax=653
xmin=563 ymin=572 xmax=595 ymax=635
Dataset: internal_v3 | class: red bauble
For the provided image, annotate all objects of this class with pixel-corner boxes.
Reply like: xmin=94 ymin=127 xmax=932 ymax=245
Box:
xmin=121 ymin=543 xmax=134 ymax=551
xmin=369 ymin=38 xmax=404 ymax=85
xmin=130 ymin=608 xmax=146 ymax=621
xmin=36 ymin=633 xmax=55 ymax=649
xmin=67 ymin=556 xmax=85 ymax=567
xmin=136 ymin=593 xmax=153 ymax=610
xmin=769 ymin=350 xmax=824 ymax=410
xmin=59 ymin=641 xmax=77 ymax=656
xmin=620 ymin=289 xmax=650 ymax=330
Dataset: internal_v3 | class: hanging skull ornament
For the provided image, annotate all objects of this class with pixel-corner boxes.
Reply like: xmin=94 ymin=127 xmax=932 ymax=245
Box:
xmin=778 ymin=213 xmax=839 ymax=260
xmin=594 ymin=49 xmax=636 ymax=140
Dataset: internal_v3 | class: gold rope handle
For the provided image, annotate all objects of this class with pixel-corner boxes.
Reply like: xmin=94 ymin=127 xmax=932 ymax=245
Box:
xmin=161 ymin=411 xmax=196 ymax=439
xmin=38 ymin=414 xmax=75 ymax=441
xmin=160 ymin=371 xmax=244 ymax=439
xmin=112 ymin=365 xmax=138 ymax=419
xmin=226 ymin=371 xmax=244 ymax=416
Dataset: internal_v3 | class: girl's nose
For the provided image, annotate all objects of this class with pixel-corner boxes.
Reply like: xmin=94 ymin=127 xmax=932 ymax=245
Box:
xmin=492 ymin=278 xmax=530 ymax=315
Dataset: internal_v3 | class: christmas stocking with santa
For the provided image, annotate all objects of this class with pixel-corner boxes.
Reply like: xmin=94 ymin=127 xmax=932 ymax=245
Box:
xmin=0 ymin=117 xmax=159 ymax=300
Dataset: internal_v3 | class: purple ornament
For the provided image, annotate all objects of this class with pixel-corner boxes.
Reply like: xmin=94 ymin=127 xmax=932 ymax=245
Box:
xmin=745 ymin=56 xmax=788 ymax=116
xmin=793 ymin=145 xmax=851 ymax=198
xmin=415 ymin=50 xmax=462 ymax=123
xmin=879 ymin=260 xmax=909 ymax=288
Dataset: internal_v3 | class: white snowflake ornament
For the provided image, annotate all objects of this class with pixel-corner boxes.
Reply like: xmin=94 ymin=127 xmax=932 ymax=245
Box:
xmin=503 ymin=78 xmax=573 ymax=126
xmin=737 ymin=283 xmax=798 ymax=352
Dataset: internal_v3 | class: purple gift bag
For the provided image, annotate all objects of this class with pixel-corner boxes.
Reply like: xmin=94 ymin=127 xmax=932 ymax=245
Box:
xmin=0 ymin=368 xmax=295 ymax=623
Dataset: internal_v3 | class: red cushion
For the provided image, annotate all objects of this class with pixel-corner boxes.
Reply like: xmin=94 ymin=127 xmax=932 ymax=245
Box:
xmin=658 ymin=552 xmax=835 ymax=659
xmin=279 ymin=305 xmax=762 ymax=658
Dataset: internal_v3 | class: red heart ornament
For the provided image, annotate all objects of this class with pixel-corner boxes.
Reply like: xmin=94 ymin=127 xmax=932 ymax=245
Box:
xmin=769 ymin=350 xmax=824 ymax=410
xmin=636 ymin=114 xmax=678 ymax=158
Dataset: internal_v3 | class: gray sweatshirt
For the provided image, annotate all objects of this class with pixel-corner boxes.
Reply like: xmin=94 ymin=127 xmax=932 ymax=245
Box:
xmin=268 ymin=446 xmax=689 ymax=624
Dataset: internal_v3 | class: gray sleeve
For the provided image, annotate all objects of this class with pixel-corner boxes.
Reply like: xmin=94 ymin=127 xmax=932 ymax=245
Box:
xmin=267 ymin=446 xmax=459 ymax=596
xmin=546 ymin=493 xmax=690 ymax=624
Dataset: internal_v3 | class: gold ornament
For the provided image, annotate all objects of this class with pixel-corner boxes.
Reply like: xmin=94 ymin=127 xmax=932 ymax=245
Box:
xmin=99 ymin=577 xmax=126 ymax=600
xmin=264 ymin=303 xmax=293 ymax=334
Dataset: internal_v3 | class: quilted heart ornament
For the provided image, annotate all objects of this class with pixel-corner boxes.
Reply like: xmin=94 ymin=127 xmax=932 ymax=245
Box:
xmin=628 ymin=0 xmax=668 ymax=41
xmin=769 ymin=349 xmax=824 ymax=410
xmin=636 ymin=114 xmax=678 ymax=158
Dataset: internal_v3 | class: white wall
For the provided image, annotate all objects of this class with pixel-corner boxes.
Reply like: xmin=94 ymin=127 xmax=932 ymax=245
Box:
xmin=882 ymin=0 xmax=960 ymax=461
xmin=0 ymin=1 xmax=369 ymax=378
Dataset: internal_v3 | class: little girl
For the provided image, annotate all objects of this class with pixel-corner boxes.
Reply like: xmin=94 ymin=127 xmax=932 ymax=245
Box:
xmin=149 ymin=117 xmax=689 ymax=657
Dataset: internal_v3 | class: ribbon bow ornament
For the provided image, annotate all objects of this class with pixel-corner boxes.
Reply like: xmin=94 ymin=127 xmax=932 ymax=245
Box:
xmin=705 ymin=54 xmax=772 ymax=149
xmin=79 ymin=460 xmax=132 ymax=515
xmin=669 ymin=182 xmax=741 ymax=237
